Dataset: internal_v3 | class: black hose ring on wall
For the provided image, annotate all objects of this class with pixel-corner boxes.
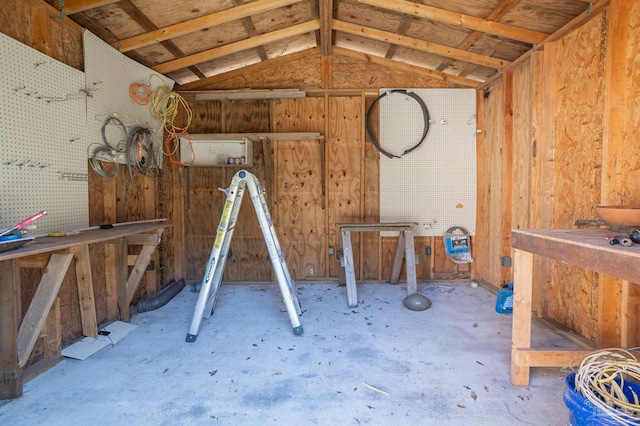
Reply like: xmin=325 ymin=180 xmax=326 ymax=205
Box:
xmin=365 ymin=89 xmax=430 ymax=159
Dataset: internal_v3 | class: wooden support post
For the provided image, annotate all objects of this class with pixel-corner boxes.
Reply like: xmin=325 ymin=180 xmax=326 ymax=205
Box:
xmin=17 ymin=253 xmax=74 ymax=368
xmin=621 ymin=279 xmax=629 ymax=348
xmin=0 ymin=259 xmax=22 ymax=399
xmin=104 ymin=243 xmax=119 ymax=321
xmin=390 ymin=232 xmax=406 ymax=285
xmin=341 ymin=230 xmax=357 ymax=307
xmin=404 ymin=230 xmax=417 ymax=295
xmin=106 ymin=239 xmax=129 ymax=322
xmin=511 ymin=248 xmax=533 ymax=386
xmin=75 ymin=245 xmax=98 ymax=338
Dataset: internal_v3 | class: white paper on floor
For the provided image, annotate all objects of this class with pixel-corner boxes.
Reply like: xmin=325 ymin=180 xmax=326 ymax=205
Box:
xmin=61 ymin=321 xmax=136 ymax=360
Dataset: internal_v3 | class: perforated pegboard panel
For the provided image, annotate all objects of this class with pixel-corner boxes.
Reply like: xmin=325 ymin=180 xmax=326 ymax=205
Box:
xmin=379 ymin=89 xmax=477 ymax=237
xmin=84 ymin=31 xmax=174 ymax=168
xmin=0 ymin=32 xmax=89 ymax=234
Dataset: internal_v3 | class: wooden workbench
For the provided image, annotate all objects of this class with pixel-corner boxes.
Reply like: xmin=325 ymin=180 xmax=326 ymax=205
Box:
xmin=510 ymin=228 xmax=640 ymax=386
xmin=336 ymin=223 xmax=417 ymax=307
xmin=0 ymin=221 xmax=170 ymax=400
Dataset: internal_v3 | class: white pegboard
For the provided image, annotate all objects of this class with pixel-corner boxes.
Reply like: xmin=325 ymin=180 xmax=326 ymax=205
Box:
xmin=0 ymin=32 xmax=89 ymax=234
xmin=379 ymin=88 xmax=477 ymax=237
xmin=83 ymin=31 xmax=174 ymax=169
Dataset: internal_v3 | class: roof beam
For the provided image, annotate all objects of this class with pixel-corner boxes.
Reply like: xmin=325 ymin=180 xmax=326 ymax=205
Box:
xmin=435 ymin=0 xmax=520 ymax=71
xmin=332 ymin=46 xmax=480 ymax=88
xmin=117 ymin=1 xmax=206 ymax=78
xmin=233 ymin=0 xmax=269 ymax=61
xmin=385 ymin=15 xmax=414 ymax=59
xmin=356 ymin=0 xmax=548 ymax=44
xmin=114 ymin=0 xmax=303 ymax=52
xmin=333 ymin=20 xmax=509 ymax=69
xmin=154 ymin=20 xmax=321 ymax=74
xmin=319 ymin=0 xmax=333 ymax=56
xmin=52 ymin=0 xmax=119 ymax=15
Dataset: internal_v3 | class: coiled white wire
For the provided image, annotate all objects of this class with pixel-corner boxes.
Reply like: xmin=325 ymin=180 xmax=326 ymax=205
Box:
xmin=572 ymin=348 xmax=640 ymax=425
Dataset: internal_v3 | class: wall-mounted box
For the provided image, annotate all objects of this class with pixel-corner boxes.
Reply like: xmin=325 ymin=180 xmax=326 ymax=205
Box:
xmin=180 ymin=134 xmax=252 ymax=167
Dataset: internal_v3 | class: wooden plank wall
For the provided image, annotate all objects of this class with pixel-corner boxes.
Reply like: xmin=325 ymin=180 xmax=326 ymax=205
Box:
xmin=481 ymin=0 xmax=640 ymax=345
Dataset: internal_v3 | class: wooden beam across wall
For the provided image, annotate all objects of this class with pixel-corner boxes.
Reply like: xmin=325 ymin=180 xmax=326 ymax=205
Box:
xmin=356 ymin=0 xmax=548 ymax=44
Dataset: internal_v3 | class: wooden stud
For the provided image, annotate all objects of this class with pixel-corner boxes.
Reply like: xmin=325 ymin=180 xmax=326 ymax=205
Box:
xmin=621 ymin=280 xmax=629 ymax=348
xmin=30 ymin=3 xmax=52 ymax=57
xmin=74 ymin=245 xmax=98 ymax=338
xmin=104 ymin=242 xmax=119 ymax=321
xmin=0 ymin=259 xmax=22 ymax=399
xmin=501 ymin=70 xmax=514 ymax=286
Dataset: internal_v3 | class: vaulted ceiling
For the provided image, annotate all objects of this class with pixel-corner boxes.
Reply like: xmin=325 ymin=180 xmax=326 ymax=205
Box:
xmin=48 ymin=0 xmax=601 ymax=89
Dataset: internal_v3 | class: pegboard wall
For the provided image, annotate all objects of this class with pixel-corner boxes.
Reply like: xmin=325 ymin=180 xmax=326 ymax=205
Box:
xmin=84 ymin=31 xmax=173 ymax=170
xmin=379 ymin=88 xmax=477 ymax=237
xmin=0 ymin=32 xmax=89 ymax=234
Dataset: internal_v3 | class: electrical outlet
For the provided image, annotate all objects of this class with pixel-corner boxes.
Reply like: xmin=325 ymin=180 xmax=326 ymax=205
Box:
xmin=309 ymin=268 xmax=314 ymax=275
xmin=328 ymin=246 xmax=334 ymax=256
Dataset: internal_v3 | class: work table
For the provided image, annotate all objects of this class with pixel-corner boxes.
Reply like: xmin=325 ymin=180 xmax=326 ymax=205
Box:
xmin=0 ymin=221 xmax=170 ymax=399
xmin=510 ymin=228 xmax=640 ymax=386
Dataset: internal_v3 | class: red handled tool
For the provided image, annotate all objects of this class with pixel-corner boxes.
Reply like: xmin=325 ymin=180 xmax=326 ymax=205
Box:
xmin=0 ymin=211 xmax=47 ymax=237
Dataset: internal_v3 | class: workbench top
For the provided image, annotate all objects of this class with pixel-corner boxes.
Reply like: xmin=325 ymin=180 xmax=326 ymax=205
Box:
xmin=0 ymin=222 xmax=171 ymax=261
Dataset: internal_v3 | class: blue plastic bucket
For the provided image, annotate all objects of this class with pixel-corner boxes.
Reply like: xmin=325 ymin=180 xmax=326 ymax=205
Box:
xmin=564 ymin=372 xmax=640 ymax=425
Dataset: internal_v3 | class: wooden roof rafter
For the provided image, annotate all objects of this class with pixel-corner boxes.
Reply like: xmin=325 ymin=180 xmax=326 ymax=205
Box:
xmin=356 ymin=0 xmax=549 ymax=44
xmin=113 ymin=0 xmax=303 ymax=53
xmin=52 ymin=0 xmax=119 ymax=15
xmin=117 ymin=0 xmax=207 ymax=79
xmin=434 ymin=0 xmax=520 ymax=72
xmin=154 ymin=19 xmax=321 ymax=74
xmin=333 ymin=20 xmax=510 ymax=70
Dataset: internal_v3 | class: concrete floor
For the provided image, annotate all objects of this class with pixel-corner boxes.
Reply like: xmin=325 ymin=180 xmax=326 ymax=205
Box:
xmin=0 ymin=282 xmax=576 ymax=425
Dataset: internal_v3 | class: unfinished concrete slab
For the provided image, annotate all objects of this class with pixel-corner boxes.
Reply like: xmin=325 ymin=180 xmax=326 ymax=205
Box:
xmin=0 ymin=282 xmax=575 ymax=425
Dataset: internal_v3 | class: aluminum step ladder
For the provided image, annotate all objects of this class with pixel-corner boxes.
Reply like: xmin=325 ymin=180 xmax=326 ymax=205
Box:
xmin=186 ymin=170 xmax=303 ymax=342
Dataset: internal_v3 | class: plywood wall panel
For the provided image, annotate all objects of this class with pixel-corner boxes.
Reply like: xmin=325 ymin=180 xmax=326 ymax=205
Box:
xmin=327 ymin=97 xmax=362 ymax=277
xmin=184 ymin=99 xmax=273 ymax=281
xmin=192 ymin=100 xmax=224 ymax=133
xmin=550 ymin=15 xmax=605 ymax=342
xmin=276 ymin=141 xmax=326 ymax=278
xmin=331 ymin=54 xmax=451 ymax=89
xmin=273 ymin=98 xmax=325 ymax=133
